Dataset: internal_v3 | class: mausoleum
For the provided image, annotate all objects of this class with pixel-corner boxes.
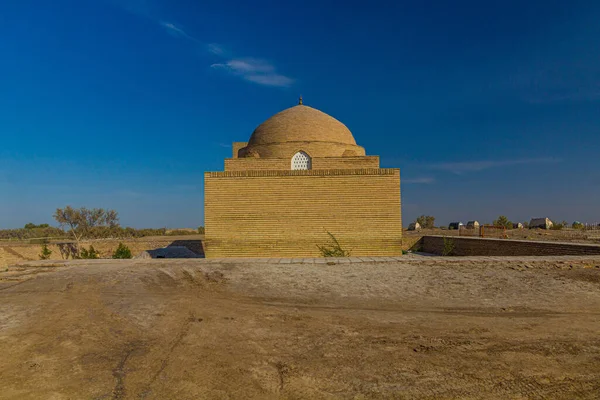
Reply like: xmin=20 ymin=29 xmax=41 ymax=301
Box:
xmin=204 ymin=99 xmax=402 ymax=257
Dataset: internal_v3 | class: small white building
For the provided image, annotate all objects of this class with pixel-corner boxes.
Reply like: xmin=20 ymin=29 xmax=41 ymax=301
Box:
xmin=448 ymin=222 xmax=464 ymax=230
xmin=529 ymin=218 xmax=553 ymax=229
xmin=513 ymin=222 xmax=524 ymax=229
xmin=408 ymin=222 xmax=421 ymax=231
xmin=466 ymin=221 xmax=480 ymax=229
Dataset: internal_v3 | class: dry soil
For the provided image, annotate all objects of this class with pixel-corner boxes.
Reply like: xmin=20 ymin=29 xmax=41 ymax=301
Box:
xmin=1 ymin=256 xmax=600 ymax=399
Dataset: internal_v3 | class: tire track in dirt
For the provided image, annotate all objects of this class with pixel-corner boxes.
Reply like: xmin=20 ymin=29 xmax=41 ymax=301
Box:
xmin=111 ymin=343 xmax=138 ymax=400
xmin=139 ymin=312 xmax=202 ymax=398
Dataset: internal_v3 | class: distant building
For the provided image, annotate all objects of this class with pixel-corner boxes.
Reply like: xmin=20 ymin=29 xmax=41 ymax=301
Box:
xmin=529 ymin=218 xmax=553 ymax=229
xmin=448 ymin=222 xmax=464 ymax=230
xmin=408 ymin=222 xmax=421 ymax=231
xmin=466 ymin=221 xmax=480 ymax=229
xmin=513 ymin=222 xmax=524 ymax=229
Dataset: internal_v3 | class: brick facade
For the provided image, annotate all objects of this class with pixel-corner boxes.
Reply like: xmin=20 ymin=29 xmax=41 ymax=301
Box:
xmin=224 ymin=156 xmax=380 ymax=171
xmin=204 ymin=169 xmax=402 ymax=258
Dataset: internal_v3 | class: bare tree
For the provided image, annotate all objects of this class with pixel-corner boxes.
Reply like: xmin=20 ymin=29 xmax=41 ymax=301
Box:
xmin=53 ymin=206 xmax=119 ymax=253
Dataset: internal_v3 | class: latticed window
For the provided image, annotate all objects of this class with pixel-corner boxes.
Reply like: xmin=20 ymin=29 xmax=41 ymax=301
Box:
xmin=291 ymin=151 xmax=311 ymax=170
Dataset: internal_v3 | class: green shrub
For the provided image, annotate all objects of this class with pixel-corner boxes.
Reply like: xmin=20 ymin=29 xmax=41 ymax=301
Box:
xmin=39 ymin=244 xmax=53 ymax=260
xmin=493 ymin=215 xmax=512 ymax=229
xmin=317 ymin=232 xmax=351 ymax=257
xmin=572 ymin=222 xmax=584 ymax=230
xmin=79 ymin=245 xmax=100 ymax=259
xmin=442 ymin=237 xmax=456 ymax=256
xmin=112 ymin=243 xmax=132 ymax=259
xmin=198 ymin=226 xmax=205 ymax=234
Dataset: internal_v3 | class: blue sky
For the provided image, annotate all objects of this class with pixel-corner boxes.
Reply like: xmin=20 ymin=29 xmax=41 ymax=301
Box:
xmin=1 ymin=0 xmax=599 ymax=228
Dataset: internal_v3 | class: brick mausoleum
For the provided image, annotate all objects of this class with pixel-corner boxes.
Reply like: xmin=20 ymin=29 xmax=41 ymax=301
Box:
xmin=204 ymin=99 xmax=402 ymax=257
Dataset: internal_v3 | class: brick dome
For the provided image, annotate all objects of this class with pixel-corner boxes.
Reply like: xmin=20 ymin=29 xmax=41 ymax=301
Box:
xmin=238 ymin=104 xmax=366 ymax=158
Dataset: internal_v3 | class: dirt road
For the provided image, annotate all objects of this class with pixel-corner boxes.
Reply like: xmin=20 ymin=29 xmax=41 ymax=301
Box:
xmin=1 ymin=256 xmax=600 ymax=399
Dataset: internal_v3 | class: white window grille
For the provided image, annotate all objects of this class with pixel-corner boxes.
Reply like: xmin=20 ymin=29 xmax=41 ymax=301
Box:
xmin=291 ymin=151 xmax=311 ymax=170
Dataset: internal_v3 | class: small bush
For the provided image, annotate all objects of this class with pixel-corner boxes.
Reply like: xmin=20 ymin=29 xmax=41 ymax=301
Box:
xmin=79 ymin=245 xmax=100 ymax=259
xmin=572 ymin=222 xmax=584 ymax=230
xmin=39 ymin=244 xmax=53 ymax=260
xmin=442 ymin=237 xmax=456 ymax=256
xmin=198 ymin=226 xmax=205 ymax=234
xmin=317 ymin=232 xmax=351 ymax=257
xmin=112 ymin=243 xmax=132 ymax=259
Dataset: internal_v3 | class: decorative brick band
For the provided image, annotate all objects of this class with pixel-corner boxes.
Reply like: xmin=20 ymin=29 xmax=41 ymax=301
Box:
xmin=205 ymin=168 xmax=399 ymax=178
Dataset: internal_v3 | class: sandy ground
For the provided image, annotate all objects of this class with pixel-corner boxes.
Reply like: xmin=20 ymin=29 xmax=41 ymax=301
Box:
xmin=1 ymin=256 xmax=600 ymax=399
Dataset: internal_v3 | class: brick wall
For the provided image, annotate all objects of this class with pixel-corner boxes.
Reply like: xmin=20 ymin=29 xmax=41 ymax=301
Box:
xmin=204 ymin=168 xmax=402 ymax=257
xmin=225 ymin=158 xmax=289 ymax=171
xmin=422 ymin=236 xmax=600 ymax=256
xmin=224 ymin=156 xmax=380 ymax=171
xmin=312 ymin=156 xmax=379 ymax=169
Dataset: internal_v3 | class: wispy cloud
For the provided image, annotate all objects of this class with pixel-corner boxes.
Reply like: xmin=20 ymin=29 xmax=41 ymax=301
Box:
xmin=207 ymin=43 xmax=226 ymax=56
xmin=113 ymin=2 xmax=295 ymax=88
xmin=159 ymin=21 xmax=201 ymax=43
xmin=403 ymin=177 xmax=436 ymax=184
xmin=211 ymin=58 xmax=294 ymax=88
xmin=429 ymin=157 xmax=560 ymax=174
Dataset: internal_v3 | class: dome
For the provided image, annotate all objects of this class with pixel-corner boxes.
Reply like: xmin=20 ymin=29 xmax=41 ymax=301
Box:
xmin=249 ymin=105 xmax=357 ymax=146
xmin=239 ymin=104 xmax=366 ymax=159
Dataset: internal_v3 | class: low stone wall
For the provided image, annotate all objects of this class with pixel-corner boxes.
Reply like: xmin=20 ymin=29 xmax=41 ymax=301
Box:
xmin=422 ymin=236 xmax=600 ymax=256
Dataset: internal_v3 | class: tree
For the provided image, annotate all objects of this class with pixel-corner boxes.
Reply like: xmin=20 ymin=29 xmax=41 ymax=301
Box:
xmin=416 ymin=215 xmax=435 ymax=229
xmin=493 ymin=215 xmax=512 ymax=229
xmin=53 ymin=206 xmax=119 ymax=253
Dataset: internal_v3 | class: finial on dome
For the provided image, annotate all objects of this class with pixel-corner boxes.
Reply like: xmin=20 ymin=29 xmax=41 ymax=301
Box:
xmin=298 ymin=96 xmax=303 ymax=105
